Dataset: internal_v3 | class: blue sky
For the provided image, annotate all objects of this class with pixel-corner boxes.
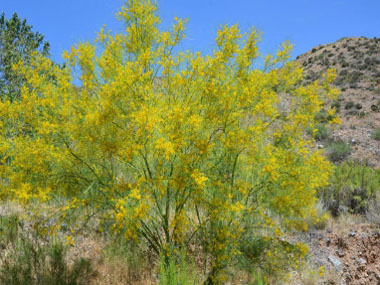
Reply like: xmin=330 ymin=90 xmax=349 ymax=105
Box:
xmin=2 ymin=0 xmax=380 ymax=64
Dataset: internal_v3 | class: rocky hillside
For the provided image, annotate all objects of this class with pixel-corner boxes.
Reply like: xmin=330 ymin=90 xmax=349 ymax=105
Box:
xmin=295 ymin=37 xmax=380 ymax=168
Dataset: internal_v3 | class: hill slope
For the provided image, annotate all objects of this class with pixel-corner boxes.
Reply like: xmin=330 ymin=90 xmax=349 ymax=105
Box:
xmin=296 ymin=37 xmax=380 ymax=167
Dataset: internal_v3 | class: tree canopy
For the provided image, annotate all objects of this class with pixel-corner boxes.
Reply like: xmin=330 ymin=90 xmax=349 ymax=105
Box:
xmin=0 ymin=12 xmax=50 ymax=101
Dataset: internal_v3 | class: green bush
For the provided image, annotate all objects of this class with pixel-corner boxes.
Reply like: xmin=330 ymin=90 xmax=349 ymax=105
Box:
xmin=355 ymin=103 xmax=362 ymax=110
xmin=306 ymin=123 xmax=330 ymax=141
xmin=330 ymin=101 xmax=341 ymax=110
xmin=0 ymin=219 xmax=97 ymax=285
xmin=326 ymin=140 xmax=350 ymax=162
xmin=319 ymin=161 xmax=380 ymax=216
xmin=357 ymin=111 xmax=366 ymax=119
xmin=344 ymin=101 xmax=355 ymax=110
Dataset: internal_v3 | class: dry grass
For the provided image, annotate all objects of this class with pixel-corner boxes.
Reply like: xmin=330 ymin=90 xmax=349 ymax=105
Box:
xmin=328 ymin=213 xmax=367 ymax=237
xmin=0 ymin=200 xmax=23 ymax=216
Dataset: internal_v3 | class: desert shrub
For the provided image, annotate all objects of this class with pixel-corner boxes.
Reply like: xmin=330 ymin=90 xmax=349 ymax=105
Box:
xmin=326 ymin=140 xmax=350 ymax=162
xmin=316 ymin=53 xmax=324 ymax=61
xmin=0 ymin=0 xmax=339 ymax=281
xmin=344 ymin=101 xmax=354 ymax=109
xmin=305 ymin=70 xmax=319 ymax=81
xmin=349 ymin=83 xmax=358 ymax=89
xmin=330 ymin=101 xmax=341 ymax=111
xmin=0 ymin=221 xmax=97 ymax=285
xmin=372 ymin=128 xmax=380 ymax=141
xmin=306 ymin=123 xmax=330 ymax=141
xmin=314 ymin=109 xmax=335 ymax=123
xmin=339 ymin=69 xmax=348 ymax=77
xmin=319 ymin=161 xmax=380 ymax=216
xmin=237 ymin=234 xmax=309 ymax=282
xmin=348 ymin=70 xmax=363 ymax=84
xmin=355 ymin=103 xmax=362 ymax=110
xmin=357 ymin=111 xmax=366 ymax=118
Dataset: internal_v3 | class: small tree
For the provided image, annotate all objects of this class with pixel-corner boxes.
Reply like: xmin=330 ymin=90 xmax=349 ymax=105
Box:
xmin=0 ymin=12 xmax=50 ymax=101
xmin=0 ymin=0 xmax=339 ymax=282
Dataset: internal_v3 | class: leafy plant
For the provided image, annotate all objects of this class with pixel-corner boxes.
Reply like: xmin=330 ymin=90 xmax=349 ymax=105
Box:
xmin=319 ymin=161 xmax=380 ymax=216
xmin=0 ymin=221 xmax=97 ymax=285
xmin=306 ymin=123 xmax=330 ymax=141
xmin=158 ymin=249 xmax=199 ymax=285
xmin=326 ymin=140 xmax=351 ymax=162
xmin=0 ymin=0 xmax=339 ymax=281
xmin=0 ymin=12 xmax=50 ymax=101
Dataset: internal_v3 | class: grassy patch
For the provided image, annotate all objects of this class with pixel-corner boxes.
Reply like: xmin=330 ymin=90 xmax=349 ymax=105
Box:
xmin=372 ymin=127 xmax=380 ymax=140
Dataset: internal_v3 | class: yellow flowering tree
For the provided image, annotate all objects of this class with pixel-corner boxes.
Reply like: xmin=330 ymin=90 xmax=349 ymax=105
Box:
xmin=0 ymin=0 xmax=339 ymax=282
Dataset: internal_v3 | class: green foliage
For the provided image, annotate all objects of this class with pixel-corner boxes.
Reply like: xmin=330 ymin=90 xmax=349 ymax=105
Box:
xmin=344 ymin=101 xmax=354 ymax=110
xmin=238 ymin=234 xmax=308 ymax=281
xmin=319 ymin=161 xmax=380 ymax=216
xmin=0 ymin=219 xmax=97 ymax=285
xmin=0 ymin=12 xmax=50 ymax=101
xmin=372 ymin=128 xmax=380 ymax=141
xmin=0 ymin=214 xmax=19 ymax=245
xmin=330 ymin=100 xmax=341 ymax=111
xmin=357 ymin=111 xmax=366 ymax=119
xmin=250 ymin=269 xmax=266 ymax=285
xmin=0 ymin=0 xmax=339 ymax=282
xmin=158 ymin=250 xmax=199 ymax=285
xmin=326 ymin=140 xmax=351 ymax=162
xmin=306 ymin=123 xmax=330 ymax=141
xmin=314 ymin=109 xmax=335 ymax=123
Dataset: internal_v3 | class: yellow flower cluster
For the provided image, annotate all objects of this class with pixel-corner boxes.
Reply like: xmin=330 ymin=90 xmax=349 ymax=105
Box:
xmin=0 ymin=0 xmax=339 ymax=281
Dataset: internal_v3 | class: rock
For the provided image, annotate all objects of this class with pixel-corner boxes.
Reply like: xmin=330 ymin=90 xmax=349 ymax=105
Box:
xmin=329 ymin=255 xmax=342 ymax=271
xmin=326 ymin=238 xmax=331 ymax=247
xmin=359 ymin=258 xmax=367 ymax=265
xmin=349 ymin=231 xmax=356 ymax=237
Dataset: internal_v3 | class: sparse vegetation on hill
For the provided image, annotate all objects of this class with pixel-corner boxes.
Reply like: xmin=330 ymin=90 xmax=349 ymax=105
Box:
xmin=297 ymin=36 xmax=380 ymax=168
